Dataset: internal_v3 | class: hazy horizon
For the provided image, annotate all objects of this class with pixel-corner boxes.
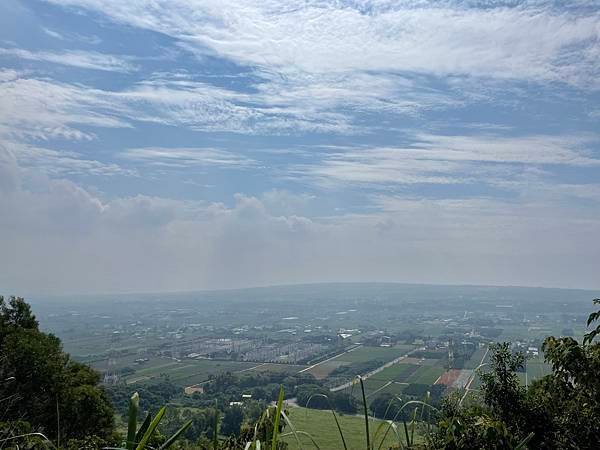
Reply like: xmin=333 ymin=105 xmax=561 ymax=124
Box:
xmin=20 ymin=280 xmax=600 ymax=302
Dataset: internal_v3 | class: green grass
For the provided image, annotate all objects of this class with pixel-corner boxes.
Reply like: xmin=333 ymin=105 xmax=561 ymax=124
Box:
xmin=282 ymin=406 xmax=415 ymax=450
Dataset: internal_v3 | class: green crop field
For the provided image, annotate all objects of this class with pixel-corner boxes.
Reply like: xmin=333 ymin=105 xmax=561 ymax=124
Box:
xmin=282 ymin=406 xmax=419 ymax=450
xmin=122 ymin=359 xmax=255 ymax=386
xmin=246 ymin=363 xmax=308 ymax=374
xmin=370 ymin=363 xmax=419 ymax=382
xmin=335 ymin=345 xmax=415 ymax=364
xmin=360 ymin=378 xmax=391 ymax=397
xmin=464 ymin=346 xmax=489 ymax=369
xmin=374 ymin=381 xmax=407 ymax=397
xmin=406 ymin=365 xmax=445 ymax=384
xmin=306 ymin=359 xmax=350 ymax=379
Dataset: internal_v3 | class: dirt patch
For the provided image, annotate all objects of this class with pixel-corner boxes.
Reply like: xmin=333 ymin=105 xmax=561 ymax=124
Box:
xmin=435 ymin=369 xmax=461 ymax=386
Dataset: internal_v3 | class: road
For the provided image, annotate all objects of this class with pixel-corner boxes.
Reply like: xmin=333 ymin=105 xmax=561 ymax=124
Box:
xmin=459 ymin=345 xmax=489 ymax=404
xmin=297 ymin=344 xmax=362 ymax=374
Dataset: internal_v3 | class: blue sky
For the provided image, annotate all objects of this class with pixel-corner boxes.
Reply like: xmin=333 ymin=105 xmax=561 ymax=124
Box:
xmin=1 ymin=0 xmax=599 ymax=294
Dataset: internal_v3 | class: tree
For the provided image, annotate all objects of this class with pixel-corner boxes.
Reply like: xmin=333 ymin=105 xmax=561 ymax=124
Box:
xmin=369 ymin=393 xmax=404 ymax=420
xmin=479 ymin=343 xmax=527 ymax=431
xmin=220 ymin=406 xmax=244 ymax=437
xmin=0 ymin=296 xmax=115 ymax=445
xmin=525 ymin=298 xmax=600 ymax=448
xmin=433 ymin=300 xmax=600 ymax=449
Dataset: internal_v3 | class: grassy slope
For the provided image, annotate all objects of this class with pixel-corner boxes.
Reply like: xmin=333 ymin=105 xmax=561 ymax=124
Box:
xmin=282 ymin=406 xmax=414 ymax=450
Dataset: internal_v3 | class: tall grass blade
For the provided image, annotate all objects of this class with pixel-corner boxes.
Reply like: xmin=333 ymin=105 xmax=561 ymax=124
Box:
xmin=358 ymin=376 xmax=371 ymax=450
xmin=515 ymin=432 xmax=535 ymax=450
xmin=372 ymin=421 xmax=391 ymax=450
xmin=126 ymin=392 xmax=140 ymax=450
xmin=134 ymin=413 xmax=152 ymax=446
xmin=135 ymin=406 xmax=166 ymax=450
xmin=410 ymin=408 xmax=417 ymax=445
xmin=379 ymin=398 xmax=440 ymax=449
xmin=158 ymin=419 xmax=192 ymax=449
xmin=212 ymin=408 xmax=220 ymax=450
xmin=280 ymin=410 xmax=303 ymax=450
xmin=305 ymin=393 xmax=348 ymax=450
xmin=0 ymin=432 xmax=56 ymax=448
xmin=271 ymin=385 xmax=284 ymax=450
xmin=283 ymin=431 xmax=321 ymax=449
xmin=375 ymin=397 xmax=402 ymax=450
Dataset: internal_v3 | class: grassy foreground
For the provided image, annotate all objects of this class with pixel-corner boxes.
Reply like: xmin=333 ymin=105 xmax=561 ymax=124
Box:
xmin=282 ymin=406 xmax=419 ymax=450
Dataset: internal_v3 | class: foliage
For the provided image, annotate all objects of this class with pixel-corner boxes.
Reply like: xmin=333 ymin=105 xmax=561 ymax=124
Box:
xmin=106 ymin=380 xmax=180 ymax=416
xmin=525 ymin=298 xmax=600 ymax=448
xmin=296 ymin=384 xmax=357 ymax=413
xmin=110 ymin=392 xmax=192 ymax=450
xmin=479 ymin=343 xmax=527 ymax=431
xmin=432 ymin=394 xmax=533 ymax=450
xmin=0 ymin=296 xmax=115 ymax=444
xmin=220 ymin=406 xmax=244 ymax=437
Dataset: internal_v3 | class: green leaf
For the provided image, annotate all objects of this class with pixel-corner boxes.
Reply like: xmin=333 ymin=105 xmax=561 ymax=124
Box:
xmin=134 ymin=413 xmax=152 ymax=446
xmin=158 ymin=419 xmax=192 ymax=449
xmin=358 ymin=376 xmax=370 ymax=450
xmin=271 ymin=385 xmax=284 ymax=450
xmin=515 ymin=432 xmax=535 ymax=450
xmin=126 ymin=392 xmax=140 ymax=450
xmin=280 ymin=409 xmax=303 ymax=450
xmin=136 ymin=406 xmax=166 ymax=450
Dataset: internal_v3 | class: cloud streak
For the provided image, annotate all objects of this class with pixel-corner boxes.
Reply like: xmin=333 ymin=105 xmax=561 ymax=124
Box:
xmin=45 ymin=0 xmax=600 ymax=87
xmin=295 ymin=133 xmax=600 ymax=187
xmin=0 ymin=47 xmax=136 ymax=72
xmin=121 ymin=147 xmax=255 ymax=169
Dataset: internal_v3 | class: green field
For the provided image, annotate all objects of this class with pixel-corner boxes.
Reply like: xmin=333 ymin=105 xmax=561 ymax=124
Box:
xmin=306 ymin=344 xmax=415 ymax=380
xmin=372 ymin=381 xmax=407 ymax=397
xmin=123 ymin=359 xmax=255 ymax=386
xmin=246 ymin=363 xmax=307 ymax=374
xmin=406 ymin=365 xmax=445 ymax=384
xmin=370 ymin=363 xmax=419 ymax=382
xmin=335 ymin=345 xmax=415 ymax=364
xmin=282 ymin=406 xmax=418 ymax=450
xmin=360 ymin=378 xmax=392 ymax=397
xmin=306 ymin=359 xmax=350 ymax=379
xmin=464 ymin=346 xmax=489 ymax=369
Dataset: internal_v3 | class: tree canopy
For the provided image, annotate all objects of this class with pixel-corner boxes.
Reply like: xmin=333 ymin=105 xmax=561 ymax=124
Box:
xmin=0 ymin=296 xmax=115 ymax=445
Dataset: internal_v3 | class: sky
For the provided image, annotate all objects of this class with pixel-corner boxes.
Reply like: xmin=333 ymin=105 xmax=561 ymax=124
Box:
xmin=0 ymin=0 xmax=599 ymax=294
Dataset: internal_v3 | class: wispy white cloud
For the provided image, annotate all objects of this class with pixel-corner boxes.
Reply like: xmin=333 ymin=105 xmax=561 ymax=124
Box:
xmin=5 ymin=142 xmax=136 ymax=177
xmin=121 ymin=147 xmax=255 ymax=169
xmin=0 ymin=72 xmax=388 ymax=139
xmin=0 ymin=47 xmax=136 ymax=72
xmin=42 ymin=27 xmax=102 ymax=44
xmin=294 ymin=133 xmax=600 ymax=186
xmin=0 ymin=76 xmax=130 ymax=141
xmin=45 ymin=0 xmax=600 ymax=87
